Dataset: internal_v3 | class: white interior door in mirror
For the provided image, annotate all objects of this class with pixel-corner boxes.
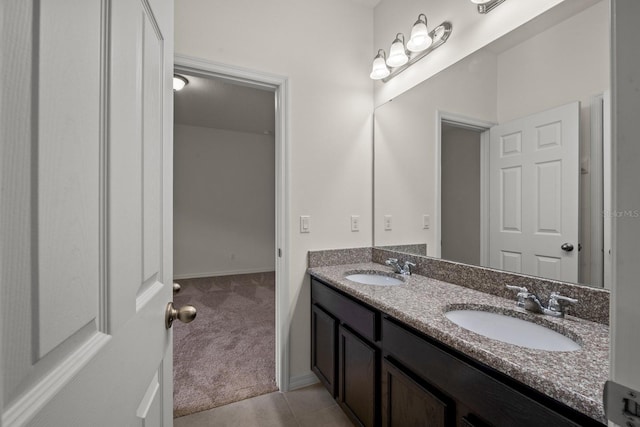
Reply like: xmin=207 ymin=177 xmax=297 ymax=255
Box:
xmin=489 ymin=102 xmax=579 ymax=282
xmin=1 ymin=0 xmax=174 ymax=425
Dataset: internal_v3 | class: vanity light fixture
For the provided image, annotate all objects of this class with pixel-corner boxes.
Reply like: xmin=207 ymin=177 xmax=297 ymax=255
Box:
xmin=386 ymin=33 xmax=409 ymax=67
xmin=370 ymin=14 xmax=452 ymax=83
xmin=470 ymin=0 xmax=507 ymax=14
xmin=370 ymin=50 xmax=391 ymax=80
xmin=407 ymin=14 xmax=432 ymax=52
xmin=173 ymin=74 xmax=188 ymax=91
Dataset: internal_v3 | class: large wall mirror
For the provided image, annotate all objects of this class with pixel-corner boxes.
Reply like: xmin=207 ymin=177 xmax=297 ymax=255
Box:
xmin=373 ymin=0 xmax=610 ymax=288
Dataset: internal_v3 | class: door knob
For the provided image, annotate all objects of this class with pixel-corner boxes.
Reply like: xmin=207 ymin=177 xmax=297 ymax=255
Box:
xmin=165 ymin=302 xmax=197 ymax=329
xmin=561 ymin=243 xmax=574 ymax=252
xmin=173 ymin=283 xmax=181 ymax=293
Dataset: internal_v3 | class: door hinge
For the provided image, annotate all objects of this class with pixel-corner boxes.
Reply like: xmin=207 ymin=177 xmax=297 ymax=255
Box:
xmin=278 ymin=248 xmax=282 ymax=257
xmin=604 ymin=380 xmax=640 ymax=426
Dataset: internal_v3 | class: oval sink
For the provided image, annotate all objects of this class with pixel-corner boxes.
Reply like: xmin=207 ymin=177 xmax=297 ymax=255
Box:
xmin=345 ymin=273 xmax=403 ymax=286
xmin=445 ymin=310 xmax=581 ymax=352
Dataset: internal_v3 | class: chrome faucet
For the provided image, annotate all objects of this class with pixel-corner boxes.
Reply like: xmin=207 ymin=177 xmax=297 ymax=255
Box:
xmin=506 ymin=285 xmax=577 ymax=318
xmin=385 ymin=258 xmax=416 ymax=275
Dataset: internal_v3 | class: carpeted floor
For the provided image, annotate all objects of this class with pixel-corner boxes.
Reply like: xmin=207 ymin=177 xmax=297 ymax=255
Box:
xmin=173 ymin=272 xmax=277 ymax=418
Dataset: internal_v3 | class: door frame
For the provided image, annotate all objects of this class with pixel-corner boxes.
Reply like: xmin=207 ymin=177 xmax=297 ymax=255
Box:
xmin=174 ymin=54 xmax=291 ymax=391
xmin=435 ymin=111 xmax=494 ymax=263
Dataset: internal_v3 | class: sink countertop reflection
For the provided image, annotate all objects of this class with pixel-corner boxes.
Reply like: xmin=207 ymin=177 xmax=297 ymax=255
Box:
xmin=308 ymin=262 xmax=609 ymax=423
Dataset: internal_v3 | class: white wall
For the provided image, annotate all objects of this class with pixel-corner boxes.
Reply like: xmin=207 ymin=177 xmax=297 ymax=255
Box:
xmin=173 ymin=125 xmax=275 ymax=279
xmin=176 ymin=0 xmax=373 ymax=382
xmin=373 ymin=0 xmax=601 ymax=106
xmin=496 ymin=1 xmax=609 ymax=122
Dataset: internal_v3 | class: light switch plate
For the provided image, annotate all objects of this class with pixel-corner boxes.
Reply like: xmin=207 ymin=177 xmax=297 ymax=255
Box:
xmin=604 ymin=380 xmax=640 ymax=425
xmin=384 ymin=215 xmax=392 ymax=231
xmin=351 ymin=215 xmax=360 ymax=232
xmin=300 ymin=215 xmax=310 ymax=233
xmin=423 ymin=214 xmax=430 ymax=229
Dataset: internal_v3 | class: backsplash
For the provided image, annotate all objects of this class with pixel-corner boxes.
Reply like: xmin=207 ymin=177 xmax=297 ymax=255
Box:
xmin=307 ymin=247 xmax=372 ymax=268
xmin=307 ymin=247 xmax=610 ymax=325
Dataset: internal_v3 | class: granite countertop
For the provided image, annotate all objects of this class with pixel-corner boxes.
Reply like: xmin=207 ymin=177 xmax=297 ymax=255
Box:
xmin=308 ymin=262 xmax=609 ymax=424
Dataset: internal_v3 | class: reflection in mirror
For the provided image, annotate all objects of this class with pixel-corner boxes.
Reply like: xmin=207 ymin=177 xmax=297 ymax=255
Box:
xmin=373 ymin=0 xmax=610 ymax=288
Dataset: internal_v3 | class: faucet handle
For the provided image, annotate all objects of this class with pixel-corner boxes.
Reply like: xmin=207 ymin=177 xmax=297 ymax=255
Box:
xmin=506 ymin=285 xmax=529 ymax=308
xmin=402 ymin=261 xmax=416 ymax=275
xmin=506 ymin=285 xmax=528 ymax=293
xmin=548 ymin=292 xmax=577 ymax=316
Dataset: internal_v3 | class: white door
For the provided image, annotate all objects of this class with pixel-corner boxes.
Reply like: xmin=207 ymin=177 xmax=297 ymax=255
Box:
xmin=1 ymin=0 xmax=176 ymax=426
xmin=489 ymin=102 xmax=579 ymax=282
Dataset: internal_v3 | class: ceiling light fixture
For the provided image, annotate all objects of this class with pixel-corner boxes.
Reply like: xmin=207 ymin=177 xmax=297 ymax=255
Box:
xmin=471 ymin=0 xmax=507 ymax=14
xmin=370 ymin=15 xmax=452 ymax=83
xmin=173 ymin=75 xmax=188 ymax=91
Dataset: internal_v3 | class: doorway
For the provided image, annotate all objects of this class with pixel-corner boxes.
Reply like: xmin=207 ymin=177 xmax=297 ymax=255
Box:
xmin=440 ymin=123 xmax=484 ymax=265
xmin=171 ymin=57 xmax=290 ymax=418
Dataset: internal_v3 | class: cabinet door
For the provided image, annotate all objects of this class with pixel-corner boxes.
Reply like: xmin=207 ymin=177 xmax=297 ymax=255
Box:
xmin=381 ymin=358 xmax=454 ymax=427
xmin=339 ymin=325 xmax=378 ymax=427
xmin=311 ymin=304 xmax=338 ymax=396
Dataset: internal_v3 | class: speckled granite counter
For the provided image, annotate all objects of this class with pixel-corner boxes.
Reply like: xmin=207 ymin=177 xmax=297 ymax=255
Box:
xmin=308 ymin=262 xmax=609 ymax=424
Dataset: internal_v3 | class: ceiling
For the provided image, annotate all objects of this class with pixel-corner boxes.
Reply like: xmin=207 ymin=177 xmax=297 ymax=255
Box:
xmin=174 ymin=73 xmax=275 ymax=135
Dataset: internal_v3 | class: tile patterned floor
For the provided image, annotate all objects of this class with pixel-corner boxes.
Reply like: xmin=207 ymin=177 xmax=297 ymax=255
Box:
xmin=174 ymin=383 xmax=355 ymax=427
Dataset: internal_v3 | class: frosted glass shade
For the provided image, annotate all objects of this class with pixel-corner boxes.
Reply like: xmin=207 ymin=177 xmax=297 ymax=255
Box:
xmin=386 ymin=39 xmax=408 ymax=67
xmin=407 ymin=21 xmax=432 ymax=52
xmin=173 ymin=75 xmax=188 ymax=91
xmin=370 ymin=55 xmax=390 ymax=80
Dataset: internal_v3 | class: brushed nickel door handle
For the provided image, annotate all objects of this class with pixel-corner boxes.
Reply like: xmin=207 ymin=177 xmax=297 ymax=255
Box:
xmin=165 ymin=302 xmax=197 ymax=329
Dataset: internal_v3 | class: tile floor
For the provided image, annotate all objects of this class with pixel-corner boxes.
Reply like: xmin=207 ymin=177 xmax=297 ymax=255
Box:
xmin=173 ymin=383 xmax=355 ymax=427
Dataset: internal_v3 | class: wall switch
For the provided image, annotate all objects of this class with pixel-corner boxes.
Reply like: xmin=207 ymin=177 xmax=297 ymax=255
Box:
xmin=384 ymin=215 xmax=392 ymax=231
xmin=423 ymin=214 xmax=430 ymax=229
xmin=351 ymin=215 xmax=360 ymax=232
xmin=300 ymin=215 xmax=311 ymax=233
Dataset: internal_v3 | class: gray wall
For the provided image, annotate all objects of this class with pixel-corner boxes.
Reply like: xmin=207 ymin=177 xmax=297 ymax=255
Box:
xmin=441 ymin=125 xmax=482 ymax=265
xmin=173 ymin=124 xmax=275 ymax=278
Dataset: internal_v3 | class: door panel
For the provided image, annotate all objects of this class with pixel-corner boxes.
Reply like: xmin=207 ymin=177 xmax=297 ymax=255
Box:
xmin=37 ymin=0 xmax=103 ymax=359
xmin=490 ymin=102 xmax=579 ymax=282
xmin=1 ymin=0 xmax=174 ymax=425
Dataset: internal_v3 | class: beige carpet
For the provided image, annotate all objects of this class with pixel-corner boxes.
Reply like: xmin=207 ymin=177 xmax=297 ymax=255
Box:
xmin=173 ymin=272 xmax=277 ymax=418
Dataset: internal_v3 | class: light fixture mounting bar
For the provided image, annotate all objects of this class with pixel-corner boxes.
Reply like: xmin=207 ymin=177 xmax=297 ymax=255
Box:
xmin=382 ymin=22 xmax=452 ymax=83
xmin=477 ymin=0 xmax=506 ymax=14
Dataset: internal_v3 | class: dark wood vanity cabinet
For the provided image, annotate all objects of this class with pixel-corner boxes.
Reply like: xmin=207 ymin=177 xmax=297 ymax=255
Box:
xmin=311 ymin=278 xmax=379 ymax=427
xmin=311 ymin=304 xmax=338 ymax=396
xmin=381 ymin=357 xmax=454 ymax=426
xmin=310 ymin=277 xmax=604 ymax=427
xmin=338 ymin=325 xmax=378 ymax=427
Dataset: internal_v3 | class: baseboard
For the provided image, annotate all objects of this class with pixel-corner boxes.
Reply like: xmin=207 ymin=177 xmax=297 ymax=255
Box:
xmin=173 ymin=267 xmax=275 ymax=280
xmin=288 ymin=371 xmax=319 ymax=391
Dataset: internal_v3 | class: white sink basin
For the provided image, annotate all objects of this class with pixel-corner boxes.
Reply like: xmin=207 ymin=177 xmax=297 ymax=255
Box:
xmin=345 ymin=273 xmax=403 ymax=286
xmin=445 ymin=310 xmax=581 ymax=352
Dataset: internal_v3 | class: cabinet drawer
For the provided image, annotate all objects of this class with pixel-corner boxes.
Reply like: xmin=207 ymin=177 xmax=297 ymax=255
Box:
xmin=311 ymin=278 xmax=378 ymax=342
xmin=382 ymin=317 xmax=587 ymax=427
